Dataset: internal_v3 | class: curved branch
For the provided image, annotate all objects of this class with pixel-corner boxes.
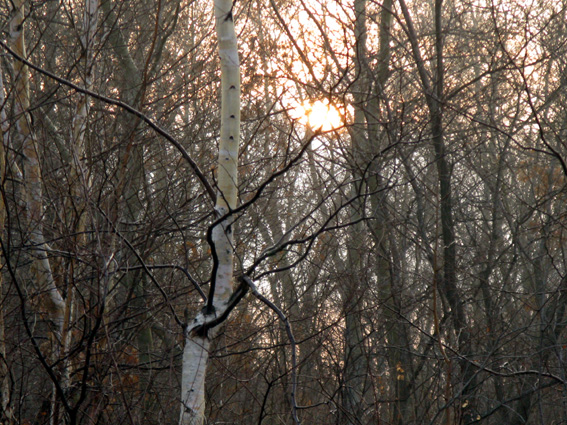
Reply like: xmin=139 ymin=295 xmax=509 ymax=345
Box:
xmin=191 ymin=279 xmax=248 ymax=336
xmin=0 ymin=40 xmax=216 ymax=203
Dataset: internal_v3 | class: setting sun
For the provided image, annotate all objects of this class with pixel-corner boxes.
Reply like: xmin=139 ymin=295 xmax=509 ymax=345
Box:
xmin=292 ymin=100 xmax=346 ymax=131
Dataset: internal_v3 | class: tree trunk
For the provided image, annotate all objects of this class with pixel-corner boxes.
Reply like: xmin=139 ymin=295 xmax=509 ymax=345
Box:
xmin=179 ymin=1 xmax=240 ymax=424
xmin=10 ymin=0 xmax=66 ymax=335
xmin=9 ymin=3 xmax=67 ymax=423
xmin=0 ymin=68 xmax=13 ymax=425
xmin=339 ymin=2 xmax=370 ymax=423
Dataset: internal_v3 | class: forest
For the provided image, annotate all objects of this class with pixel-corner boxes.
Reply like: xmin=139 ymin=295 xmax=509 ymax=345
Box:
xmin=0 ymin=0 xmax=566 ymax=424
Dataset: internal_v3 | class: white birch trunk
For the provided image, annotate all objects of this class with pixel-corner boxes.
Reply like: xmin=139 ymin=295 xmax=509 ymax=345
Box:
xmin=179 ymin=1 xmax=240 ymax=424
xmin=9 ymin=5 xmax=66 ymax=424
xmin=9 ymin=0 xmax=65 ymax=334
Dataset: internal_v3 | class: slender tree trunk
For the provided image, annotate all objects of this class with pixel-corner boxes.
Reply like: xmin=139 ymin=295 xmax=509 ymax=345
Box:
xmin=9 ymin=3 xmax=67 ymax=424
xmin=0 ymin=69 xmax=13 ymax=425
xmin=10 ymin=0 xmax=66 ymax=335
xmin=398 ymin=0 xmax=476 ymax=421
xmin=179 ymin=1 xmax=240 ymax=424
xmin=55 ymin=2 xmax=100 ymax=422
xmin=339 ymin=2 xmax=370 ymax=423
xmin=100 ymin=4 xmax=157 ymax=419
xmin=368 ymin=2 xmax=415 ymax=423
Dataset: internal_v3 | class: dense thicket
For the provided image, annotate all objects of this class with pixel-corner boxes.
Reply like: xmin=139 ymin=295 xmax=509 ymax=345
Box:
xmin=0 ymin=0 xmax=566 ymax=424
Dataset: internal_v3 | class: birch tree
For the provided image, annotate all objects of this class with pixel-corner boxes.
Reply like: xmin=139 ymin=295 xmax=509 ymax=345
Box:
xmin=180 ymin=0 xmax=240 ymax=423
xmin=3 ymin=0 xmax=567 ymax=423
xmin=9 ymin=0 xmax=66 ymax=338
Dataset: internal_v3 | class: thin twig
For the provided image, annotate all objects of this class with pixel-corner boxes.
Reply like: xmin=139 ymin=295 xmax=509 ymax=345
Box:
xmin=241 ymin=275 xmax=301 ymax=425
xmin=0 ymin=40 xmax=216 ymax=202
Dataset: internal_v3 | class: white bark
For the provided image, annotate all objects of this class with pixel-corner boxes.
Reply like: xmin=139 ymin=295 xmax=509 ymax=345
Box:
xmin=180 ymin=316 xmax=211 ymax=425
xmin=9 ymin=0 xmax=65 ymax=334
xmin=9 ymin=5 xmax=66 ymax=424
xmin=179 ymin=1 xmax=240 ymax=424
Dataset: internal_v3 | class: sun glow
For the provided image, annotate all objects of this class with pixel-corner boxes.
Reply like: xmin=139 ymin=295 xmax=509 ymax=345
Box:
xmin=293 ymin=100 xmax=346 ymax=131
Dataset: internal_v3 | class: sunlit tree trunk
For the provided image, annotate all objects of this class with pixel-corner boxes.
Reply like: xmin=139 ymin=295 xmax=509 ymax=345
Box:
xmin=180 ymin=1 xmax=240 ymax=423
